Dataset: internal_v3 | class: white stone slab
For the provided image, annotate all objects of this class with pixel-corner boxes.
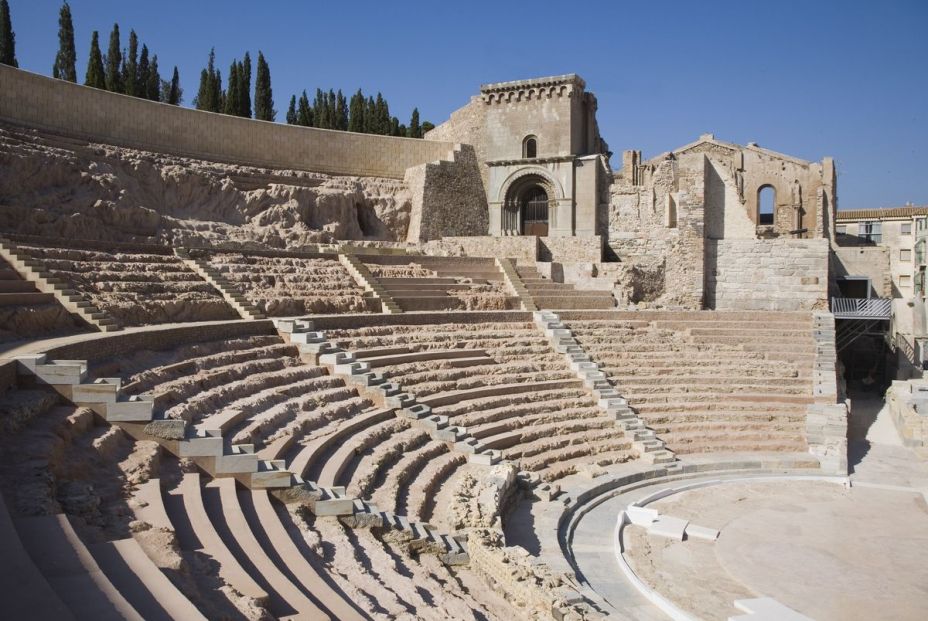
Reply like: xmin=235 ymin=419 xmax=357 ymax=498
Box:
xmin=684 ymin=523 xmax=719 ymax=541
xmin=730 ymin=597 xmax=815 ymax=621
xmin=626 ymin=505 xmax=658 ymax=527
xmin=648 ymin=515 xmax=688 ymax=541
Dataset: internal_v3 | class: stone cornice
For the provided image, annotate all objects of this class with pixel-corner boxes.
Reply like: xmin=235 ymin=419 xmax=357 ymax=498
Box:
xmin=486 ymin=155 xmax=577 ymax=167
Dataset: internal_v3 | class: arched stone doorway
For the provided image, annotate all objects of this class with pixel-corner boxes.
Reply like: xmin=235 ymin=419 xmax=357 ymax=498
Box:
xmin=502 ymin=173 xmax=556 ymax=236
xmin=521 ymin=186 xmax=549 ymax=235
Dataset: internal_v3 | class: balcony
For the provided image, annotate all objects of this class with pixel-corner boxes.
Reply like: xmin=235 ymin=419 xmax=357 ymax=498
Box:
xmin=830 ymin=297 xmax=892 ymax=320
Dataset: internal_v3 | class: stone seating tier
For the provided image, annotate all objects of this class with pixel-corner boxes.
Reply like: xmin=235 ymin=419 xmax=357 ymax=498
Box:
xmin=564 ymin=315 xmax=816 ymax=454
xmin=323 ymin=321 xmax=637 ymax=484
xmin=0 ymin=257 xmax=84 ymax=343
xmin=515 ymin=263 xmax=616 ymax=310
xmin=361 ymin=255 xmax=518 ymax=312
xmin=14 ymin=245 xmax=237 ymax=327
xmin=206 ymin=253 xmax=375 ymax=316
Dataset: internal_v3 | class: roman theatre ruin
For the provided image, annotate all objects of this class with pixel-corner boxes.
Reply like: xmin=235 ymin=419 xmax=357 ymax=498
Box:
xmin=0 ymin=66 xmax=926 ymax=621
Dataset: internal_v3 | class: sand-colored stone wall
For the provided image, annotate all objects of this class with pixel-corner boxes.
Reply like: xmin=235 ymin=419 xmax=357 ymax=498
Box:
xmin=706 ymin=238 xmax=829 ymax=311
xmin=0 ymin=65 xmax=455 ymax=179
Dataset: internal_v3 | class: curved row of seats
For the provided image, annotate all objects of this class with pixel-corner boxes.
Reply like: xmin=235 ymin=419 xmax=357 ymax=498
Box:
xmin=322 ymin=320 xmax=635 ymax=509
xmin=205 ymin=253 xmax=375 ymax=316
xmin=563 ymin=312 xmax=815 ymax=454
xmin=15 ymin=245 xmax=237 ymax=326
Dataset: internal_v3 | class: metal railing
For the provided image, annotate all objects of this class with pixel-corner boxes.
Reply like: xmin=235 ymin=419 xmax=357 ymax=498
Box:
xmin=830 ymin=297 xmax=892 ymax=320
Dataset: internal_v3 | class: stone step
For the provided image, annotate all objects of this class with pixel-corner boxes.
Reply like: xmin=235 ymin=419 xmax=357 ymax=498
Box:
xmin=0 ymin=291 xmax=56 ymax=306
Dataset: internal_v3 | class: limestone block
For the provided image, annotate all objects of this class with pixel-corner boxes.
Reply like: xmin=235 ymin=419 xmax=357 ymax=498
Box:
xmin=625 ymin=505 xmax=658 ymax=527
xmin=684 ymin=523 xmax=720 ymax=541
xmin=648 ymin=515 xmax=689 ymax=541
xmin=730 ymin=597 xmax=814 ymax=621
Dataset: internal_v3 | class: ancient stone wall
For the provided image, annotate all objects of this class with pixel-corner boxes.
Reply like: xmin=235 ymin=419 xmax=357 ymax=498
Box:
xmin=0 ymin=65 xmax=455 ymax=179
xmin=706 ymin=238 xmax=829 ymax=311
xmin=704 ymin=158 xmax=756 ymax=239
xmin=607 ymin=153 xmax=706 ymax=308
xmin=404 ymin=145 xmax=489 ymax=241
xmin=425 ymin=96 xmax=490 ymax=194
xmin=539 ymin=236 xmax=603 ymax=262
xmin=422 ymin=236 xmax=538 ymax=261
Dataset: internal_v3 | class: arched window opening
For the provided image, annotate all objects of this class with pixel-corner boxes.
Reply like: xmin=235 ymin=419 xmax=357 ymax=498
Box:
xmin=758 ymin=185 xmax=775 ymax=225
xmin=523 ymin=135 xmax=537 ymax=158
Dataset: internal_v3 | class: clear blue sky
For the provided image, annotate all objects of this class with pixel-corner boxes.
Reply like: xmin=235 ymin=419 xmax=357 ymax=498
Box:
xmin=5 ymin=0 xmax=927 ymax=210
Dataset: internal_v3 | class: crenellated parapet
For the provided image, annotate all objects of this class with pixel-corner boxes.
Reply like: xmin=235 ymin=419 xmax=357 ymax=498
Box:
xmin=479 ymin=74 xmax=586 ymax=105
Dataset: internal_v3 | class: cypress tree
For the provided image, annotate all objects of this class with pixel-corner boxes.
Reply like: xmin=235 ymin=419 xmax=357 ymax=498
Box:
xmin=147 ymin=54 xmax=160 ymax=100
xmin=297 ymin=90 xmax=312 ymax=126
xmin=194 ymin=48 xmax=221 ymax=111
xmin=84 ymin=30 xmax=105 ymax=89
xmin=224 ymin=61 xmax=240 ymax=116
xmin=0 ymin=0 xmax=16 ymax=67
xmin=209 ymin=50 xmax=221 ymax=111
xmin=240 ymin=52 xmax=252 ymax=117
xmin=375 ymin=92 xmax=391 ymax=135
xmin=327 ymin=89 xmax=337 ymax=129
xmin=285 ymin=96 xmax=297 ymax=124
xmin=408 ymin=108 xmax=421 ymax=138
xmin=213 ymin=68 xmax=223 ymax=113
xmin=335 ymin=90 xmax=348 ymax=131
xmin=390 ymin=117 xmax=401 ymax=137
xmin=104 ymin=23 xmax=122 ymax=92
xmin=123 ymin=29 xmax=139 ymax=96
xmin=363 ymin=96 xmax=376 ymax=134
xmin=137 ymin=45 xmax=150 ymax=98
xmin=194 ymin=69 xmax=210 ymax=109
xmin=53 ymin=2 xmax=77 ymax=81
xmin=313 ymin=89 xmax=328 ymax=128
xmin=348 ymin=89 xmax=364 ymax=133
xmin=165 ymin=66 xmax=181 ymax=104
xmin=254 ymin=51 xmax=274 ymax=121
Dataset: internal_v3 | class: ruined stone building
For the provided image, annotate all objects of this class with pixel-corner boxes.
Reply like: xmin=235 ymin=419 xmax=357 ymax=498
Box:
xmin=429 ymin=75 xmax=835 ymax=313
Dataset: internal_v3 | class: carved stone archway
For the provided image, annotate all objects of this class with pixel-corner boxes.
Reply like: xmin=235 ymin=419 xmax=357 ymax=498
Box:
xmin=498 ymin=168 xmax=564 ymax=235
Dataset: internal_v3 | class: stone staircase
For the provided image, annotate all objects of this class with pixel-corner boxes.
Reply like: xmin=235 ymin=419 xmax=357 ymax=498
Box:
xmin=517 ymin=263 xmax=616 ymax=310
xmin=12 ymin=353 xmax=293 ymax=490
xmin=0 ymin=238 xmax=120 ymax=332
xmin=533 ymin=311 xmax=675 ymax=465
xmin=176 ymin=250 xmax=266 ymax=320
xmin=339 ymin=253 xmax=402 ymax=313
xmin=496 ymin=257 xmax=538 ymax=311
